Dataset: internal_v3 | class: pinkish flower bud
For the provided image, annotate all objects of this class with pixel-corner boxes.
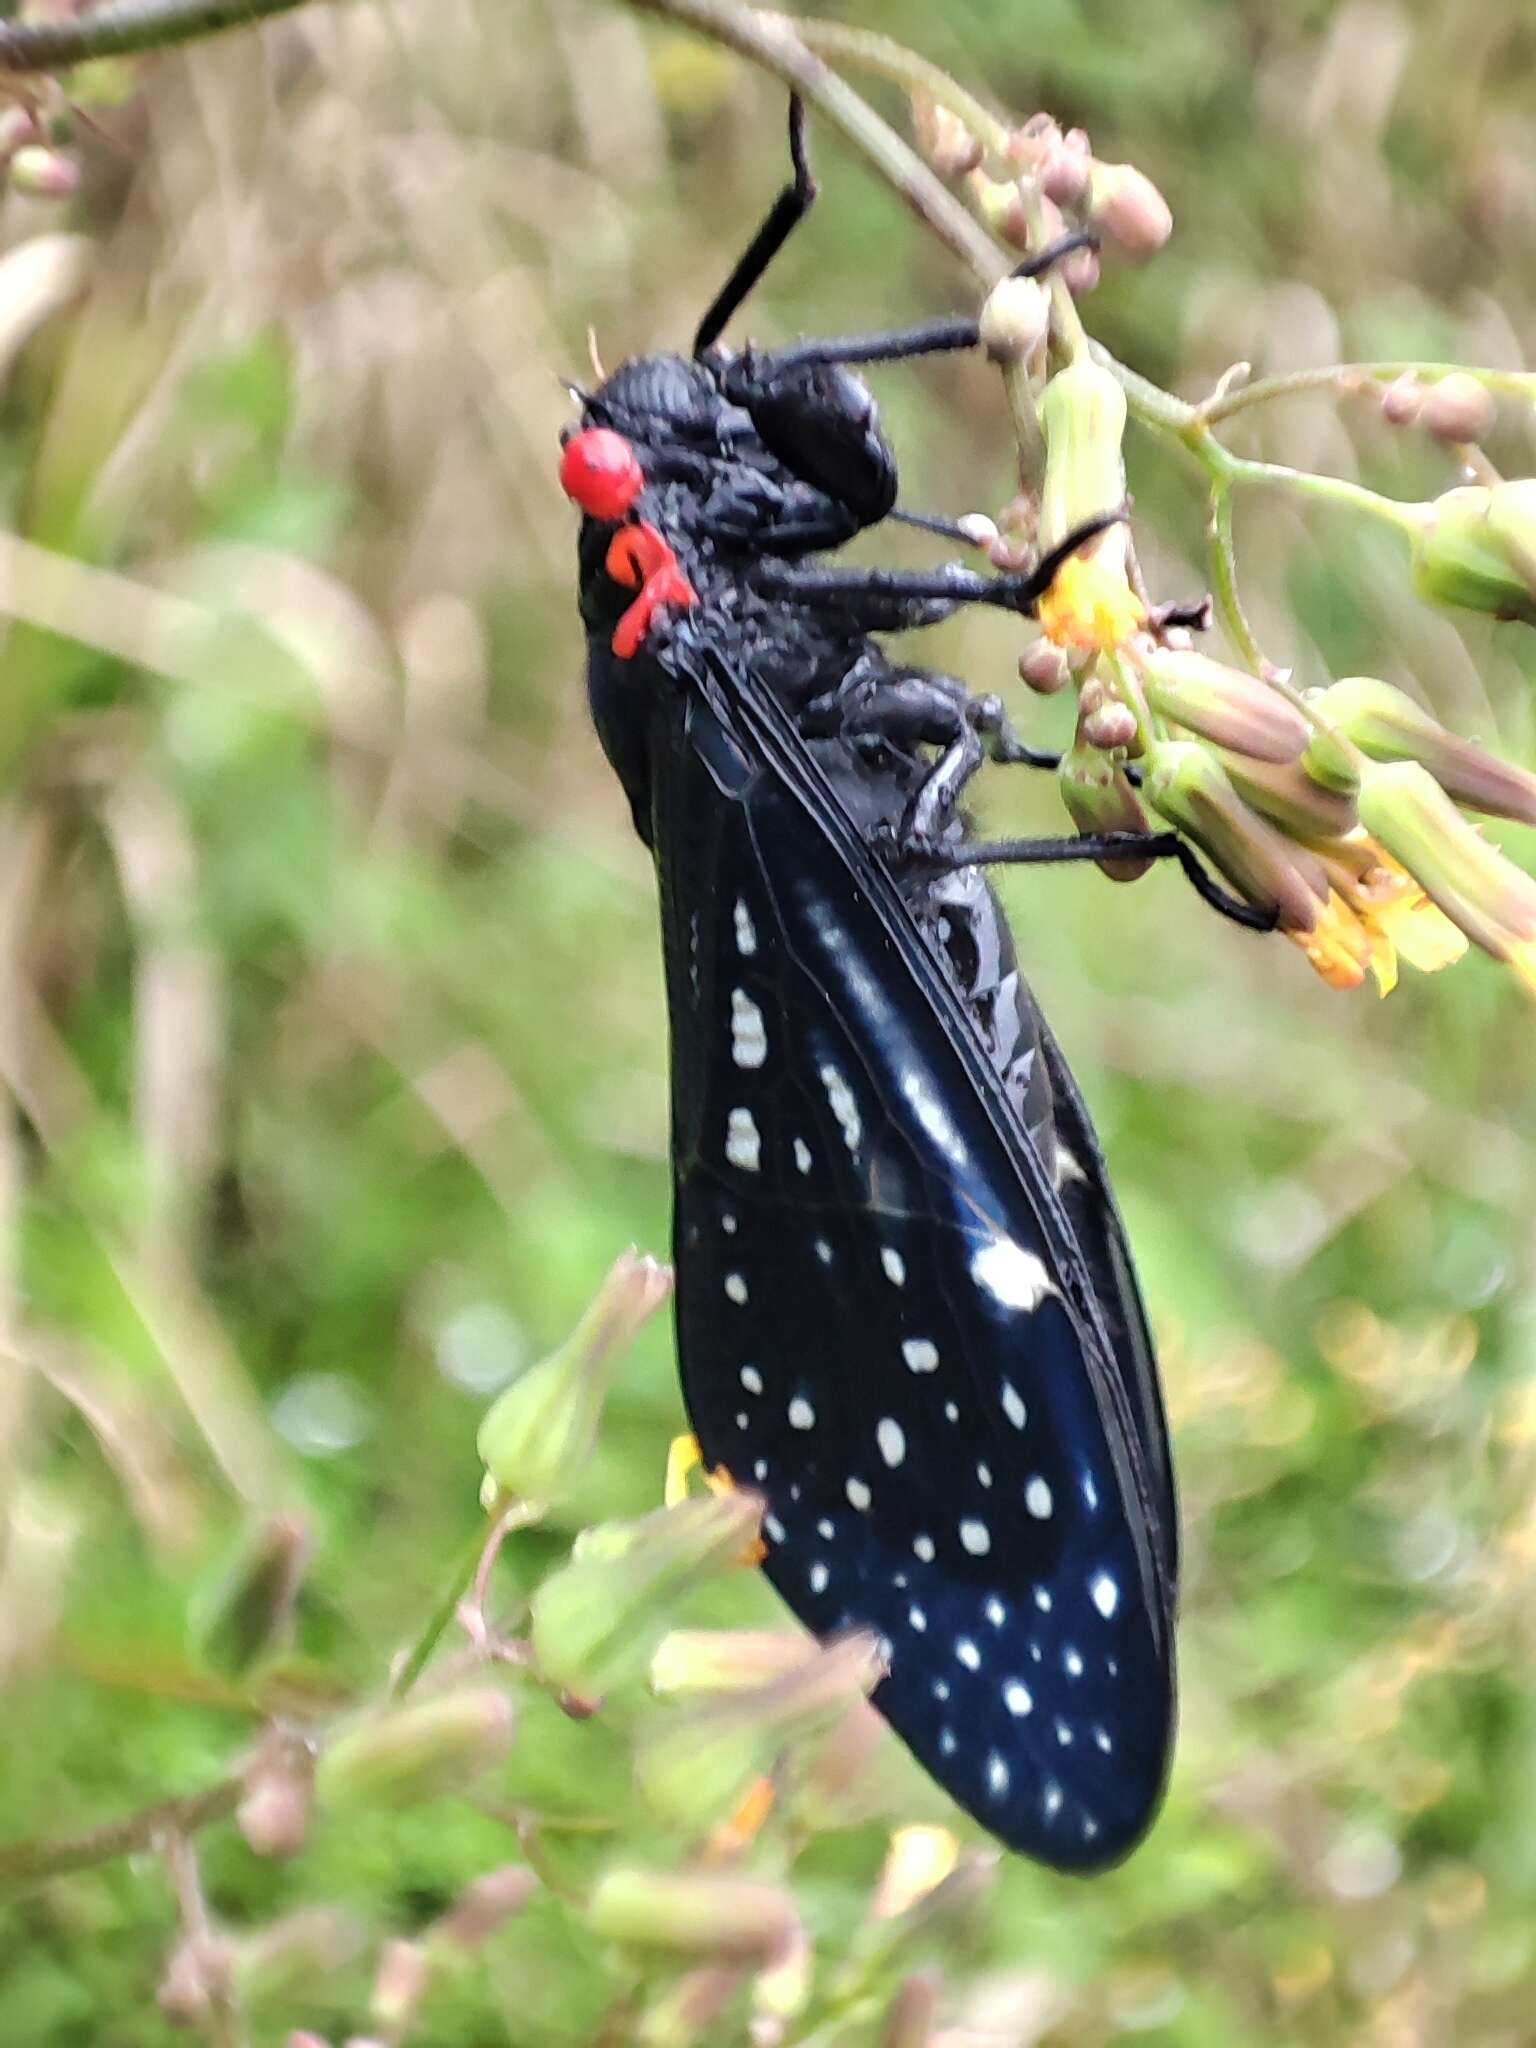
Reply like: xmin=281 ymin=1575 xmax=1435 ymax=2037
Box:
xmin=1059 ymin=746 xmax=1155 ymax=878
xmin=1379 ymin=374 xmax=1423 ymax=427
xmin=1420 ymin=372 xmax=1497 ymax=446
xmin=978 ymin=275 xmax=1050 ymax=363
xmin=636 ymin=1634 xmax=881 ymax=1831
xmin=1017 ymin=638 xmax=1072 ymax=695
xmin=1311 ymin=675 xmax=1536 ymax=825
xmin=237 ymin=1737 xmax=314 ymax=1859
xmin=586 ymin=1870 xmax=801 ymax=1963
xmin=1138 ymin=648 xmax=1311 ymax=762
xmin=880 ymin=1971 xmax=941 ymax=2048
xmin=1086 ymin=161 xmax=1173 ymax=259
xmin=1079 ymin=698 xmax=1139 ymax=751
xmin=911 ymin=94 xmax=982 ymax=180
xmin=370 ymin=1940 xmax=429 ymax=2036
xmin=1061 ymin=242 xmax=1101 ymax=295
xmin=1040 ymin=137 xmax=1092 ymax=208
xmin=478 ymin=1250 xmax=671 ymax=1516
xmin=1143 ymin=741 xmax=1327 ymax=929
xmin=9 ymin=146 xmax=78 ymax=201
xmin=530 ymin=1492 xmax=763 ymax=1699
xmin=315 ymin=1689 xmax=515 ymax=1812
xmin=0 ymin=107 xmax=41 ymax=160
xmin=1356 ymin=760 xmax=1536 ymax=977
xmin=964 ymin=171 xmax=1032 ymax=252
xmin=650 ymin=1628 xmax=816 ymax=1696
xmin=430 ymin=1866 xmax=538 ymax=1949
xmin=1213 ymin=749 xmax=1360 ymax=841
xmin=956 ymin=512 xmax=999 ymax=548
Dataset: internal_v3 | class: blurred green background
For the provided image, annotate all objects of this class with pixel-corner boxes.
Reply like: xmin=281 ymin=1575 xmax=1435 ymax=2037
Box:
xmin=2 ymin=0 xmax=1536 ymax=2041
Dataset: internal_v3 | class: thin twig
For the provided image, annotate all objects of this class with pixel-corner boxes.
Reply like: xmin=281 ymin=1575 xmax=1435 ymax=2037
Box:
xmin=0 ymin=1776 xmax=241 ymax=1892
xmin=0 ymin=0 xmax=311 ymax=71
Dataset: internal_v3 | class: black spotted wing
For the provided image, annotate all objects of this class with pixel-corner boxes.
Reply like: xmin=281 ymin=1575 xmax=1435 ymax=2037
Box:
xmin=648 ymin=631 xmax=1176 ymax=1871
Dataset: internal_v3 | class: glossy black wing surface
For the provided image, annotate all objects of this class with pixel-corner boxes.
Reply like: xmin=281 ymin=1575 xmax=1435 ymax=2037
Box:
xmin=1029 ymin=1012 xmax=1178 ymax=1586
xmin=649 ymin=621 xmax=1176 ymax=1871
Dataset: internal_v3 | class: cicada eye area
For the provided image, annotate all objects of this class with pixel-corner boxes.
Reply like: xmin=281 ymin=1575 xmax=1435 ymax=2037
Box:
xmin=560 ymin=427 xmax=644 ymax=521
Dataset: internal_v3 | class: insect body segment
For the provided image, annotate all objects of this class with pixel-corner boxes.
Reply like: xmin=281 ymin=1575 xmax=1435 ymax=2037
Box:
xmin=563 ymin=101 xmax=1177 ymax=1870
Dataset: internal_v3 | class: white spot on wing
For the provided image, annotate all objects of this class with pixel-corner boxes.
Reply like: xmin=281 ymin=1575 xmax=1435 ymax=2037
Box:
xmin=724 ymin=1272 xmax=748 ymax=1306
xmin=902 ymin=1337 xmax=939 ymax=1374
xmin=739 ymin=1366 xmax=762 ymax=1394
xmin=788 ymin=1397 xmax=815 ymax=1431
xmin=734 ymin=899 xmax=757 ymax=956
xmin=1001 ymin=1381 xmax=1027 ymax=1431
xmin=846 ymin=1476 xmax=871 ymax=1511
xmin=877 ymin=1417 xmax=906 ymax=1468
xmin=1043 ymin=1781 xmax=1063 ymax=1819
xmin=793 ymin=1137 xmax=812 ymax=1174
xmin=809 ymin=1561 xmax=829 ymax=1594
xmin=913 ymin=1533 xmax=935 ymax=1562
xmin=971 ymin=1236 xmax=1057 ymax=1311
xmin=956 ymin=1637 xmax=981 ymax=1670
xmin=897 ymin=1071 xmax=970 ymax=1170
xmin=730 ymin=988 xmax=767 ymax=1069
xmin=987 ymin=1753 xmax=1009 ymax=1796
xmin=985 ymin=1597 xmax=1006 ymax=1628
xmin=881 ymin=1247 xmax=906 ymax=1287
xmin=819 ymin=1062 xmax=862 ymax=1152
xmin=908 ymin=1605 xmax=926 ymax=1631
xmin=1064 ymin=1647 xmax=1084 ymax=1677
xmin=959 ymin=1518 xmax=991 ymax=1556
xmin=817 ymin=1518 xmax=835 ymax=1541
xmin=1091 ymin=1570 xmax=1119 ymax=1618
xmin=763 ymin=1514 xmax=785 ymax=1543
xmin=1025 ymin=1476 xmax=1053 ymax=1519
xmin=726 ymin=1107 xmax=761 ymax=1173
xmin=1004 ymin=1680 xmax=1032 ymax=1717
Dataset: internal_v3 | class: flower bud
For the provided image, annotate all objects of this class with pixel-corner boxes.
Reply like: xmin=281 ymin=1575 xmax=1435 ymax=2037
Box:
xmin=586 ymin=1869 xmax=801 ymax=1963
xmin=1380 ymin=374 xmax=1423 ymax=427
xmin=9 ymin=147 xmax=79 ymax=201
xmin=530 ymin=1492 xmax=763 ymax=1700
xmin=0 ymin=107 xmax=41 ymax=160
xmin=636 ymin=1965 xmax=744 ymax=2048
xmin=1356 ymin=761 xmax=1536 ymax=981
xmin=190 ymin=1514 xmax=310 ymax=1678
xmin=315 ymin=1688 xmax=515 ymax=1812
xmin=911 ymin=94 xmax=982 ymax=180
xmin=1085 ymin=161 xmax=1173 ymax=258
xmin=1213 ymin=750 xmax=1359 ymax=841
xmin=636 ymin=1634 xmax=881 ymax=1831
xmin=1039 ymin=362 xmax=1127 ymax=558
xmin=238 ymin=1734 xmax=314 ymax=1859
xmin=430 ymin=1865 xmax=538 ymax=1949
xmin=872 ymin=1826 xmax=963 ymax=1920
xmin=1138 ymin=649 xmax=1310 ymax=762
xmin=879 ymin=1971 xmax=941 ymax=2048
xmin=1143 ymin=741 xmax=1327 ymax=929
xmin=1420 ymin=373 xmax=1497 ymax=446
xmin=978 ymin=275 xmax=1050 ymax=363
xmin=1017 ymin=638 xmax=1072 ymax=694
xmin=650 ymin=1628 xmax=816 ymax=1696
xmin=1059 ymin=746 xmax=1155 ymax=878
xmin=964 ymin=171 xmax=1031 ymax=252
xmin=1040 ymin=134 xmax=1092 ymax=207
xmin=370 ymin=1940 xmax=429 ymax=2037
xmin=754 ymin=1919 xmax=813 ymax=2030
xmin=1079 ymin=698 xmax=1139 ymax=751
xmin=478 ymin=1250 xmax=671 ymax=1516
xmin=1410 ymin=480 xmax=1536 ymax=627
xmin=1308 ymin=675 xmax=1536 ymax=825
xmin=956 ymin=512 xmax=999 ymax=548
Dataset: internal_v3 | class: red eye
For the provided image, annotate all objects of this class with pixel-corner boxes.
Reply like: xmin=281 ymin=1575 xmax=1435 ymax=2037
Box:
xmin=559 ymin=427 xmax=644 ymax=520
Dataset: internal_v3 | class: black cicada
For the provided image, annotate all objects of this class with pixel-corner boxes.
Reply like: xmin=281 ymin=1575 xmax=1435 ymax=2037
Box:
xmin=560 ymin=101 xmax=1190 ymax=1871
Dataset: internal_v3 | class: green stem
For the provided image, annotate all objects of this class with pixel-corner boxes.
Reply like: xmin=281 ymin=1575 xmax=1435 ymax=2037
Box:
xmin=0 ymin=0 xmax=309 ymax=70
xmin=1205 ymin=482 xmax=1266 ymax=673
xmin=1197 ymin=359 xmax=1536 ymax=429
xmin=389 ymin=1520 xmax=489 ymax=1700
xmin=0 ymin=1775 xmax=241 ymax=1892
xmin=1202 ymin=442 xmax=1425 ymax=536
xmin=777 ymin=15 xmax=1009 ymax=157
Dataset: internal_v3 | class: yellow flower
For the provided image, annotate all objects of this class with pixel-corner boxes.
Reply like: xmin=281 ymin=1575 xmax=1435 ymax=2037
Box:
xmin=1286 ymin=891 xmax=1372 ymax=991
xmin=1304 ymin=837 xmax=1468 ymax=996
xmin=1036 ymin=551 xmax=1146 ymax=650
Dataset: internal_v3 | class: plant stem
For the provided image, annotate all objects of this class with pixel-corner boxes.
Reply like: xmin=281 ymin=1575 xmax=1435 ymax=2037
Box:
xmin=625 ymin=0 xmax=1002 ymax=279
xmin=390 ymin=1519 xmax=488 ymax=1700
xmin=0 ymin=0 xmax=309 ymax=71
xmin=1205 ymin=481 xmax=1267 ymax=673
xmin=1197 ymin=359 xmax=1536 ymax=429
xmin=0 ymin=1775 xmax=241 ymax=1892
